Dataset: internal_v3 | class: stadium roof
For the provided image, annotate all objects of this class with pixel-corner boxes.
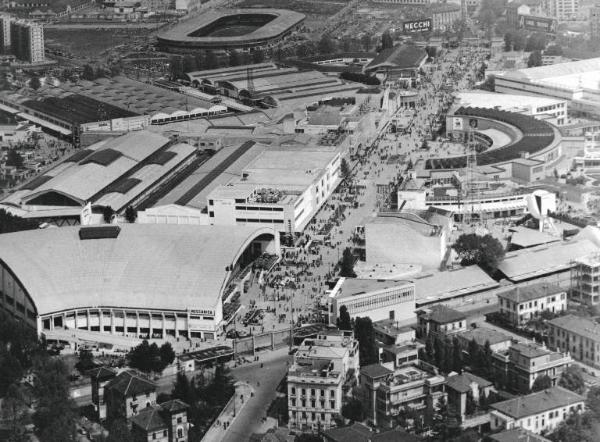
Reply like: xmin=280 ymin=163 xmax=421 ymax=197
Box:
xmin=454 ymin=92 xmax=565 ymax=114
xmin=157 ymin=9 xmax=306 ymax=46
xmin=0 ymin=224 xmax=277 ymax=315
xmin=491 ymin=387 xmax=584 ymax=419
xmin=497 ymin=239 xmax=598 ymax=282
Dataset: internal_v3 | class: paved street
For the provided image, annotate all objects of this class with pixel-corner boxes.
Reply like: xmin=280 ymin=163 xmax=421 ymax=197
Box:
xmin=222 ymin=348 xmax=291 ymax=442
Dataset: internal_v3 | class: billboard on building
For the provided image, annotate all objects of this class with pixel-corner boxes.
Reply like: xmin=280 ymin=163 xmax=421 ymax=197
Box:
xmin=403 ymin=18 xmax=432 ymax=33
xmin=452 ymin=117 xmax=464 ymax=131
xmin=518 ymin=15 xmax=557 ymax=33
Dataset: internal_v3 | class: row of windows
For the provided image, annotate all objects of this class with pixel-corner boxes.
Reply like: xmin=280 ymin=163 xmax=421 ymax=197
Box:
xmin=235 ymin=206 xmax=284 ymax=212
xmin=290 ymin=411 xmax=329 ymax=422
xmin=290 ymin=398 xmax=337 ymax=409
xmin=235 ymin=218 xmax=284 ymax=224
xmin=345 ymin=289 xmax=413 ymax=312
xmin=290 ymin=387 xmax=335 ymax=398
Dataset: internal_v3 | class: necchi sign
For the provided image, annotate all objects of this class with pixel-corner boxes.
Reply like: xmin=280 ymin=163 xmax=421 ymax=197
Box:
xmin=403 ymin=18 xmax=432 ymax=33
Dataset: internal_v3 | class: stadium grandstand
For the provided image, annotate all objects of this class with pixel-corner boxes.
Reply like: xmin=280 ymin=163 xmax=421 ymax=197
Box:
xmin=427 ymin=106 xmax=560 ymax=170
xmin=0 ymin=131 xmax=198 ymax=224
xmin=0 ymin=224 xmax=280 ymax=342
xmin=0 ymin=92 xmax=149 ymax=142
xmin=185 ymin=63 xmax=363 ymax=103
xmin=157 ymin=9 xmax=305 ymax=53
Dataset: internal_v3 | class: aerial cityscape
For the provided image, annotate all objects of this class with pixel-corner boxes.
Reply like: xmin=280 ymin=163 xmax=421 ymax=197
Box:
xmin=1 ymin=0 xmax=600 ymax=441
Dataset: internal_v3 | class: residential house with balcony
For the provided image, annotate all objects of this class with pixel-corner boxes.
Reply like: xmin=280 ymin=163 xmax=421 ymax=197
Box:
xmin=359 ymin=362 xmax=446 ymax=428
xmin=491 ymin=342 xmax=572 ymax=393
xmin=571 ymin=254 xmax=600 ymax=306
xmin=373 ymin=319 xmax=423 ymax=369
xmin=287 ymin=330 xmax=359 ymax=431
xmin=548 ymin=314 xmax=600 ymax=368
xmin=497 ymin=283 xmax=567 ymax=326
xmin=490 ymin=387 xmax=584 ymax=434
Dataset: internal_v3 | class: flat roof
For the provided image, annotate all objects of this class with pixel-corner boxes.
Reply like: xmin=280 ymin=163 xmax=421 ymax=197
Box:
xmin=458 ymin=327 xmax=513 ymax=347
xmin=509 ymin=227 xmax=561 ymax=250
xmin=335 ymin=278 xmax=414 ymax=300
xmin=413 ymin=266 xmax=500 ymax=304
xmin=0 ymin=224 xmax=276 ymax=315
xmin=497 ymin=239 xmax=599 ymax=282
xmin=491 ymin=387 xmax=584 ymax=419
xmin=454 ymin=91 xmax=565 ymax=114
xmin=157 ymin=9 xmax=305 ymax=45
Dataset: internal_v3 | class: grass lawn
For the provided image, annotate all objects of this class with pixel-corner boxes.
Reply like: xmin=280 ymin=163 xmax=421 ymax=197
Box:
xmin=45 ymin=28 xmax=151 ymax=58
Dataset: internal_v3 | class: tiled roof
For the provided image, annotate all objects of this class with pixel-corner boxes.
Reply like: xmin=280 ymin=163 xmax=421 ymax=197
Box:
xmin=160 ymin=399 xmax=189 ymax=414
xmin=104 ymin=371 xmax=156 ymax=397
xmin=491 ymin=387 xmax=584 ymax=419
xmin=420 ymin=305 xmax=466 ymax=324
xmin=498 ymin=282 xmax=564 ymax=303
xmin=130 ymin=406 xmax=167 ymax=432
xmin=458 ymin=328 xmax=512 ymax=347
xmin=446 ymin=372 xmax=493 ymax=393
xmin=548 ymin=314 xmax=600 ymax=342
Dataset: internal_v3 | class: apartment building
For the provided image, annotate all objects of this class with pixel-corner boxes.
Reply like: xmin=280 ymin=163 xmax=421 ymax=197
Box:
xmin=287 ymin=330 xmax=359 ymax=431
xmin=551 ymin=0 xmax=579 ymax=20
xmin=359 ymin=362 xmax=446 ymax=428
xmin=571 ymin=254 xmax=600 ymax=306
xmin=548 ymin=314 xmax=600 ymax=368
xmin=492 ymin=342 xmax=572 ymax=393
xmin=490 ymin=387 xmax=584 ymax=434
xmin=431 ymin=4 xmax=462 ymax=32
xmin=9 ymin=18 xmax=44 ymax=63
xmin=374 ymin=320 xmax=423 ymax=369
xmin=445 ymin=372 xmax=494 ymax=421
xmin=416 ymin=305 xmax=467 ymax=338
xmin=497 ymin=283 xmax=567 ymax=326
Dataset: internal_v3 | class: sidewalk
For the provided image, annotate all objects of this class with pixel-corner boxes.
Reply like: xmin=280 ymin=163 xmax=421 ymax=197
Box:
xmin=201 ymin=382 xmax=254 ymax=442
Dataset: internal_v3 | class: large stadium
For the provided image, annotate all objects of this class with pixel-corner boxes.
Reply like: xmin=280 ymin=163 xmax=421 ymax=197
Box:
xmin=157 ymin=9 xmax=306 ymax=53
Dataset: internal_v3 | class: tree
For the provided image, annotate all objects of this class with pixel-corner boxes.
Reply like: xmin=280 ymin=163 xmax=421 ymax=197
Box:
xmin=465 ymin=391 xmax=477 ymax=416
xmin=0 ymin=209 xmax=38 ymax=234
xmin=528 ymin=50 xmax=543 ymax=67
xmin=453 ymin=233 xmax=505 ymax=272
xmin=354 ymin=317 xmax=379 ymax=367
xmin=229 ymin=50 xmax=241 ymax=67
xmin=467 ymin=338 xmax=479 ymax=369
xmin=361 ymin=33 xmax=372 ymax=52
xmin=451 ymin=337 xmax=463 ymax=373
xmin=6 ymin=149 xmax=24 ymax=168
xmin=29 ymin=75 xmax=41 ymax=90
xmin=339 ymin=248 xmax=356 ymax=277
xmin=182 ymin=55 xmax=197 ymax=73
xmin=169 ymin=56 xmax=184 ymax=80
xmin=318 ymin=34 xmax=334 ymax=54
xmin=545 ymin=44 xmax=563 ymax=56
xmin=340 ymin=158 xmax=351 ymax=182
xmin=124 ymin=205 xmax=137 ymax=223
xmin=526 ymin=32 xmax=547 ymax=51
xmin=82 ymin=64 xmax=95 ymax=81
xmin=434 ymin=334 xmax=447 ymax=372
xmin=252 ymin=49 xmax=265 ymax=64
xmin=531 ymin=374 xmax=552 ymax=392
xmin=294 ymin=434 xmax=322 ymax=442
xmin=75 ymin=348 xmax=95 ymax=373
xmin=103 ymin=206 xmax=114 ymax=224
xmin=159 ymin=342 xmax=175 ymax=368
xmin=106 ymin=419 xmax=133 ymax=442
xmin=558 ymin=366 xmax=585 ymax=394
xmin=587 ymin=386 xmax=600 ymax=417
xmin=33 ymin=358 xmax=77 ymax=442
xmin=337 ymin=305 xmax=352 ymax=331
xmin=127 ymin=340 xmax=166 ymax=373
xmin=381 ymin=31 xmax=393 ymax=50
xmin=341 ymin=397 xmax=365 ymax=422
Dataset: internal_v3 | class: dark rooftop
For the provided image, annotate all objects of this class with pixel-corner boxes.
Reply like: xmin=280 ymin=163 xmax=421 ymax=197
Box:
xmin=22 ymin=93 xmax=139 ymax=125
xmin=104 ymin=370 xmax=157 ymax=397
xmin=79 ymin=226 xmax=121 ymax=240
xmin=323 ymin=422 xmax=420 ymax=442
xmin=446 ymin=372 xmax=493 ymax=393
xmin=498 ymin=282 xmax=564 ymax=304
xmin=360 ymin=363 xmax=393 ymax=379
xmin=130 ymin=406 xmax=167 ymax=432
xmin=420 ymin=305 xmax=466 ymax=324
xmin=79 ymin=148 xmax=123 ymax=167
xmin=366 ymin=45 xmax=427 ymax=71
